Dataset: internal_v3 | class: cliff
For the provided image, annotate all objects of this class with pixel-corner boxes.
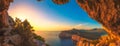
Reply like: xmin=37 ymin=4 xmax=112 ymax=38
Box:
xmin=53 ymin=0 xmax=120 ymax=46
xmin=72 ymin=34 xmax=120 ymax=46
xmin=53 ymin=0 xmax=120 ymax=39
xmin=59 ymin=29 xmax=109 ymax=46
xmin=77 ymin=0 xmax=120 ymax=41
xmin=0 ymin=0 xmax=46 ymax=46
xmin=59 ymin=31 xmax=72 ymax=39
xmin=72 ymin=35 xmax=99 ymax=46
xmin=1 ymin=0 xmax=120 ymax=46
xmin=59 ymin=28 xmax=106 ymax=39
xmin=76 ymin=0 xmax=120 ymax=46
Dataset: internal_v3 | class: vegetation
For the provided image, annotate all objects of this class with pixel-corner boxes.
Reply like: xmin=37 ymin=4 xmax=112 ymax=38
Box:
xmin=33 ymin=33 xmax=45 ymax=42
xmin=10 ymin=18 xmax=46 ymax=46
xmin=52 ymin=0 xmax=69 ymax=5
xmin=46 ymin=44 xmax=50 ymax=46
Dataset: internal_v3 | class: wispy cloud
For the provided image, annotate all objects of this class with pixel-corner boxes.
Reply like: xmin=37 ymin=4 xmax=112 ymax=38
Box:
xmin=73 ymin=23 xmax=90 ymax=29
xmin=75 ymin=23 xmax=89 ymax=27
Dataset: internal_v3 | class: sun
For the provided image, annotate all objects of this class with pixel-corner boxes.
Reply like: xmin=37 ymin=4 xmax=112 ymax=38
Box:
xmin=8 ymin=3 xmax=45 ymax=30
xmin=8 ymin=3 xmax=73 ymax=31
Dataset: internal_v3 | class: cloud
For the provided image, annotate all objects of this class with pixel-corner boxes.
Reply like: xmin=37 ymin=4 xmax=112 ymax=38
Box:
xmin=73 ymin=23 xmax=90 ymax=29
xmin=75 ymin=23 xmax=88 ymax=26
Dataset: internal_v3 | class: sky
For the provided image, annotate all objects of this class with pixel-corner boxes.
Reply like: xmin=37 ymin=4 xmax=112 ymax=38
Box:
xmin=8 ymin=0 xmax=101 ymax=31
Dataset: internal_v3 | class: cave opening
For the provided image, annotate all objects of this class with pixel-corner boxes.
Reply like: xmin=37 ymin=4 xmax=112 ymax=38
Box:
xmin=0 ymin=0 xmax=113 ymax=46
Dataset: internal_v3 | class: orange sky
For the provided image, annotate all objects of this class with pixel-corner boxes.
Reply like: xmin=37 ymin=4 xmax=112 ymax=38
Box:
xmin=8 ymin=4 xmax=74 ymax=31
xmin=8 ymin=1 xmax=101 ymax=31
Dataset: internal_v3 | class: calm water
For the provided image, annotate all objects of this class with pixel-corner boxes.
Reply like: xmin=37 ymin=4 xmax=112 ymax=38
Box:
xmin=35 ymin=31 xmax=75 ymax=46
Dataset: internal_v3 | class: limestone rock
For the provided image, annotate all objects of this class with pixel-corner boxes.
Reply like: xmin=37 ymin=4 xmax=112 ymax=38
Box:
xmin=0 ymin=0 xmax=12 ymax=28
xmin=52 ymin=0 xmax=69 ymax=5
xmin=0 ymin=0 xmax=45 ymax=46
xmin=52 ymin=0 xmax=120 ymax=41
xmin=77 ymin=0 xmax=120 ymax=41
xmin=9 ymin=34 xmax=22 ymax=46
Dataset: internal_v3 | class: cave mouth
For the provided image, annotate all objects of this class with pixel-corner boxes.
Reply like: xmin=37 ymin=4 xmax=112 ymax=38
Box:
xmin=8 ymin=0 xmax=103 ymax=31
xmin=9 ymin=0 xmax=107 ymax=46
xmin=5 ymin=0 xmax=108 ymax=46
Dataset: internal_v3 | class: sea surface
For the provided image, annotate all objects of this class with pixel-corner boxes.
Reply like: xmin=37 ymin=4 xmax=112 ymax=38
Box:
xmin=35 ymin=31 xmax=75 ymax=46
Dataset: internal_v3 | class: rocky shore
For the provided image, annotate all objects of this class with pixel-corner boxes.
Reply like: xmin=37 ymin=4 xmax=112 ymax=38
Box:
xmin=59 ymin=28 xmax=107 ymax=46
xmin=53 ymin=0 xmax=120 ymax=46
xmin=0 ymin=0 xmax=47 ymax=46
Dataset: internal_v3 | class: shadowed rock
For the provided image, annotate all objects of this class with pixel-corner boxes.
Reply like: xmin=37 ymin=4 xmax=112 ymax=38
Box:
xmin=52 ymin=0 xmax=69 ymax=5
xmin=0 ymin=0 xmax=13 ymax=28
xmin=52 ymin=0 xmax=120 ymax=45
xmin=52 ymin=0 xmax=120 ymax=40
xmin=76 ymin=0 xmax=120 ymax=41
xmin=1 ymin=0 xmax=120 ymax=46
xmin=0 ymin=0 xmax=46 ymax=46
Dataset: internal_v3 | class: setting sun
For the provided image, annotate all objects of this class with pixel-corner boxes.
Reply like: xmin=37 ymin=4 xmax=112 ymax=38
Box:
xmin=1 ymin=0 xmax=118 ymax=46
xmin=8 ymin=0 xmax=101 ymax=31
xmin=8 ymin=3 xmax=73 ymax=31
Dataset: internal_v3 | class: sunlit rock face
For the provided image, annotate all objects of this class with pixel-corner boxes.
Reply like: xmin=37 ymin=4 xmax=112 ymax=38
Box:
xmin=53 ymin=0 xmax=120 ymax=45
xmin=0 ymin=0 xmax=45 ymax=46
xmin=52 ymin=0 xmax=69 ymax=5
xmin=72 ymin=35 xmax=120 ymax=46
xmin=0 ymin=0 xmax=13 ymax=46
xmin=72 ymin=35 xmax=88 ymax=46
xmin=76 ymin=0 xmax=120 ymax=46
xmin=52 ymin=0 xmax=120 ymax=40
xmin=72 ymin=35 xmax=98 ymax=46
xmin=0 ymin=0 xmax=13 ymax=28
xmin=77 ymin=0 xmax=120 ymax=41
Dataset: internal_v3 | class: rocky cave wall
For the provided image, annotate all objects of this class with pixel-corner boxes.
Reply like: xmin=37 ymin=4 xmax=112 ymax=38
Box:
xmin=52 ymin=0 xmax=120 ymax=39
xmin=53 ymin=0 xmax=120 ymax=46
xmin=76 ymin=0 xmax=120 ymax=41
xmin=0 ymin=0 xmax=44 ymax=46
xmin=0 ymin=0 xmax=120 ymax=46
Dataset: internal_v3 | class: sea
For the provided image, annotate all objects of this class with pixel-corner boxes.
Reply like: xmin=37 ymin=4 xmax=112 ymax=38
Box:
xmin=35 ymin=31 xmax=75 ymax=46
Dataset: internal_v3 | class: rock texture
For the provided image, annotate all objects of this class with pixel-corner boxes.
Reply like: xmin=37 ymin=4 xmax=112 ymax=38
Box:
xmin=76 ymin=0 xmax=120 ymax=46
xmin=0 ymin=0 xmax=19 ymax=46
xmin=1 ymin=0 xmax=120 ymax=46
xmin=53 ymin=0 xmax=120 ymax=46
xmin=72 ymin=35 xmax=98 ymax=46
xmin=0 ymin=0 xmax=13 ymax=28
xmin=72 ymin=35 xmax=119 ymax=46
xmin=0 ymin=0 xmax=14 ymax=46
xmin=0 ymin=0 xmax=46 ymax=46
xmin=77 ymin=0 xmax=120 ymax=41
xmin=60 ymin=29 xmax=108 ymax=46
xmin=52 ymin=0 xmax=69 ymax=5
xmin=52 ymin=0 xmax=120 ymax=39
xmin=59 ymin=28 xmax=106 ymax=40
xmin=59 ymin=31 xmax=72 ymax=39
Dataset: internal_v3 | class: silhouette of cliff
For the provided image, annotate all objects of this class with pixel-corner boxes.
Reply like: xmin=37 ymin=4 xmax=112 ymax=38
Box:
xmin=0 ymin=0 xmax=46 ymax=46
xmin=1 ymin=0 xmax=120 ymax=46
xmin=59 ymin=28 xmax=106 ymax=40
xmin=53 ymin=0 xmax=120 ymax=46
xmin=76 ymin=0 xmax=120 ymax=46
xmin=77 ymin=0 xmax=120 ymax=41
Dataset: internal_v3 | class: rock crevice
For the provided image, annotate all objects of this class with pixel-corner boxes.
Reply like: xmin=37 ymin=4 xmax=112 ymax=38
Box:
xmin=0 ymin=0 xmax=46 ymax=46
xmin=77 ymin=0 xmax=120 ymax=41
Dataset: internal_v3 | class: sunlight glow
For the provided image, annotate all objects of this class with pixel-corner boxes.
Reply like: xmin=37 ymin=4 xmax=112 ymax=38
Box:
xmin=8 ymin=3 xmax=73 ymax=31
xmin=8 ymin=2 xmax=98 ymax=31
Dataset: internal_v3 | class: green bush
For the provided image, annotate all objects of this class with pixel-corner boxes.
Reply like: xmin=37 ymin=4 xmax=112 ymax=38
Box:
xmin=33 ymin=33 xmax=45 ymax=42
xmin=11 ymin=18 xmax=48 ymax=46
